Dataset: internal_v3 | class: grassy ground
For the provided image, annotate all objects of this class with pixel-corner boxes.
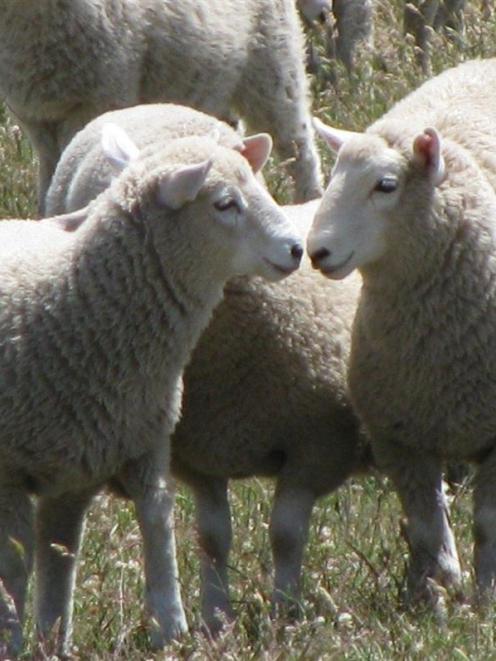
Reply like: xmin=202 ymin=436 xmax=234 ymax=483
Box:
xmin=1 ymin=1 xmax=496 ymax=658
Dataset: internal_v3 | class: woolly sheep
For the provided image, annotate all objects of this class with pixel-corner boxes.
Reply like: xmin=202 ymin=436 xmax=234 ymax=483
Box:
xmin=0 ymin=0 xmax=323 ymax=211
xmin=0 ymin=126 xmax=303 ymax=658
xmin=307 ymin=57 xmax=496 ymax=607
xmin=46 ymin=104 xmax=250 ymax=215
xmin=172 ymin=209 xmax=367 ymax=631
xmin=46 ymin=103 xmax=369 ymax=631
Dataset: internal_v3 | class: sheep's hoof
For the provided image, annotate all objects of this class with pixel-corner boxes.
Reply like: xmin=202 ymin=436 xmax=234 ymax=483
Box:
xmin=148 ymin=611 xmax=188 ymax=649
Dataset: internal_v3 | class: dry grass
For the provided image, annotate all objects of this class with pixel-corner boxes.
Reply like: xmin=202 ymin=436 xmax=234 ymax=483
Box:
xmin=1 ymin=0 xmax=496 ymax=658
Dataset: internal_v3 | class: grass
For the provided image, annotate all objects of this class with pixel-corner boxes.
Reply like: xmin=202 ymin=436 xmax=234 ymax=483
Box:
xmin=1 ymin=0 xmax=496 ymax=658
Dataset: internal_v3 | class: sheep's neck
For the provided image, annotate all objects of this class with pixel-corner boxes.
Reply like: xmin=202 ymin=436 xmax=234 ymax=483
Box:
xmin=63 ymin=211 xmax=223 ymax=400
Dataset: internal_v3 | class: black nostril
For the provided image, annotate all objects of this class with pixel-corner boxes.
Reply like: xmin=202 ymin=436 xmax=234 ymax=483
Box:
xmin=310 ymin=247 xmax=331 ymax=264
xmin=291 ymin=244 xmax=304 ymax=261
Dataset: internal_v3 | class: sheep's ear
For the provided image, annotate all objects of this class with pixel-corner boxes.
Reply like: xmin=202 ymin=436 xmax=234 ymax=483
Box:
xmin=413 ymin=127 xmax=445 ymax=185
xmin=101 ymin=123 xmax=140 ymax=171
xmin=43 ymin=206 xmax=88 ymax=232
xmin=313 ymin=117 xmax=361 ymax=152
xmin=241 ymin=133 xmax=272 ymax=173
xmin=156 ymin=159 xmax=213 ymax=210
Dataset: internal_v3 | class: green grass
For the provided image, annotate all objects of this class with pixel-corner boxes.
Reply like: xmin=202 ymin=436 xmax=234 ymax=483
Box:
xmin=2 ymin=1 xmax=496 ymax=658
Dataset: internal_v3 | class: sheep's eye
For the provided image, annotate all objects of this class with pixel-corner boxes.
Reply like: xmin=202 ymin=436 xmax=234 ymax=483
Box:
xmin=374 ymin=175 xmax=398 ymax=193
xmin=214 ymin=197 xmax=240 ymax=212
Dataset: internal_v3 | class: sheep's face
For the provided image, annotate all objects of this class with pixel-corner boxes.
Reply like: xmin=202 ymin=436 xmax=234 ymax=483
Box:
xmin=175 ymin=150 xmax=304 ymax=282
xmin=101 ymin=125 xmax=303 ymax=283
xmin=308 ymin=135 xmax=406 ymax=279
xmin=307 ymin=120 xmax=445 ymax=279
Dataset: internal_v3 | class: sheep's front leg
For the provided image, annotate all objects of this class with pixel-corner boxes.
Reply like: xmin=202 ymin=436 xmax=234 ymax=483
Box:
xmin=35 ymin=489 xmax=96 ymax=657
xmin=190 ymin=477 xmax=233 ymax=633
xmin=16 ymin=118 xmax=61 ymax=215
xmin=375 ymin=441 xmax=461 ymax=605
xmin=236 ymin=55 xmax=323 ymax=203
xmin=0 ymin=487 xmax=34 ymax=658
xmin=473 ymin=449 xmax=496 ymax=599
xmin=119 ymin=452 xmax=187 ymax=648
xmin=270 ymin=484 xmax=316 ymax=615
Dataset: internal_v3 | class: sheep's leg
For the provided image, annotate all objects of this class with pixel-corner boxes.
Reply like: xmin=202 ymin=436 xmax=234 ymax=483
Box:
xmin=35 ymin=489 xmax=95 ymax=656
xmin=473 ymin=450 xmax=496 ymax=598
xmin=16 ymin=118 xmax=61 ymax=215
xmin=270 ymin=484 xmax=315 ymax=615
xmin=191 ymin=477 xmax=233 ymax=634
xmin=235 ymin=35 xmax=323 ymax=202
xmin=119 ymin=453 xmax=187 ymax=647
xmin=375 ymin=442 xmax=461 ymax=604
xmin=0 ymin=488 xmax=34 ymax=657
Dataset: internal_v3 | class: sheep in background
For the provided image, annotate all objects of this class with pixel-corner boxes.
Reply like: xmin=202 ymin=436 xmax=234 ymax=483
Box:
xmin=46 ymin=104 xmax=249 ymax=216
xmin=0 ymin=125 xmax=303 ymax=658
xmin=308 ymin=57 xmax=496 ymax=607
xmin=47 ymin=103 xmax=370 ymax=631
xmin=172 ymin=209 xmax=367 ymax=632
xmin=0 ymin=0 xmax=323 ymax=212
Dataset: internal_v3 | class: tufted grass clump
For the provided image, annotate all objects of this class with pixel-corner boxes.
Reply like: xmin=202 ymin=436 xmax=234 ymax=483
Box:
xmin=2 ymin=0 xmax=496 ymax=658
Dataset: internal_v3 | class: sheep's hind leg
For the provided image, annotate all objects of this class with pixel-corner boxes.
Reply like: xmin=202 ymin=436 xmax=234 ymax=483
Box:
xmin=35 ymin=489 xmax=96 ymax=657
xmin=376 ymin=442 xmax=461 ymax=607
xmin=270 ymin=484 xmax=316 ymax=617
xmin=190 ymin=477 xmax=233 ymax=634
xmin=0 ymin=488 xmax=34 ymax=658
xmin=473 ymin=449 xmax=496 ymax=601
xmin=119 ymin=452 xmax=187 ymax=648
xmin=235 ymin=38 xmax=323 ymax=202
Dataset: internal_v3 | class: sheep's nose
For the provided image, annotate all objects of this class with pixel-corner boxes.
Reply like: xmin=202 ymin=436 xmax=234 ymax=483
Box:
xmin=309 ymin=246 xmax=331 ymax=268
xmin=291 ymin=243 xmax=304 ymax=264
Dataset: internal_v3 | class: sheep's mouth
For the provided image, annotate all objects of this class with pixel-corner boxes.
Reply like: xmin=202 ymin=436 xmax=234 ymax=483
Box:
xmin=264 ymin=257 xmax=298 ymax=276
xmin=320 ymin=251 xmax=354 ymax=278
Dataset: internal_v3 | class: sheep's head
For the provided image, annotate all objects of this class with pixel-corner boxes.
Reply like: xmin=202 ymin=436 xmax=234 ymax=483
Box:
xmin=307 ymin=118 xmax=446 ymax=279
xmin=101 ymin=124 xmax=303 ymax=283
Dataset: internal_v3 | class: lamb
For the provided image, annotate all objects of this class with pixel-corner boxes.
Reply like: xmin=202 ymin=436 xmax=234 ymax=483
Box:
xmin=46 ymin=104 xmax=251 ymax=216
xmin=46 ymin=103 xmax=369 ymax=632
xmin=172 ymin=212 xmax=367 ymax=632
xmin=307 ymin=57 xmax=496 ymax=607
xmin=0 ymin=0 xmax=323 ymax=212
xmin=0 ymin=125 xmax=303 ymax=658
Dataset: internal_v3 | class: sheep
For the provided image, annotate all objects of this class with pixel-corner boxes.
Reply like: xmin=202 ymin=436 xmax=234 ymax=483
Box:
xmin=0 ymin=0 xmax=323 ymax=212
xmin=0 ymin=125 xmax=303 ymax=658
xmin=172 ymin=216 xmax=367 ymax=632
xmin=307 ymin=57 xmax=496 ymax=607
xmin=46 ymin=104 xmax=250 ymax=216
xmin=46 ymin=102 xmax=369 ymax=632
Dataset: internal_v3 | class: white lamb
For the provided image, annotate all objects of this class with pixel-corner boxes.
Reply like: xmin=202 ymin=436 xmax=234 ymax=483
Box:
xmin=308 ymin=57 xmax=496 ymax=606
xmin=0 ymin=125 xmax=303 ymax=658
xmin=46 ymin=103 xmax=369 ymax=632
xmin=0 ymin=0 xmax=323 ymax=211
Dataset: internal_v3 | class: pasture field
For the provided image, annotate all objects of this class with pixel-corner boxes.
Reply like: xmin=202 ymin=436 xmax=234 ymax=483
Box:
xmin=1 ymin=1 xmax=496 ymax=658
